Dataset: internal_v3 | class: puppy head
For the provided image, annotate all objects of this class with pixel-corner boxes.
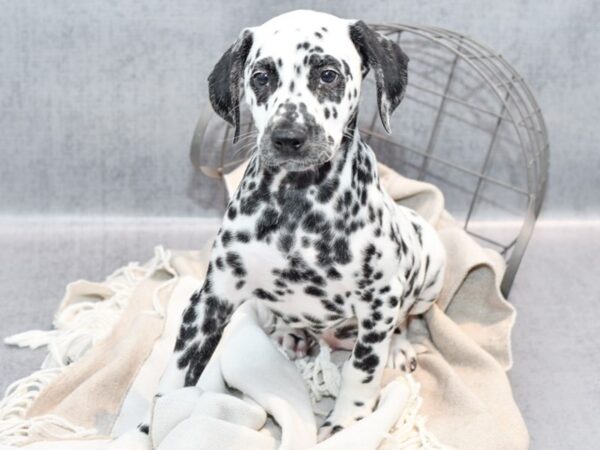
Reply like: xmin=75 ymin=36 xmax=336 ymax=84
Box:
xmin=208 ymin=10 xmax=409 ymax=172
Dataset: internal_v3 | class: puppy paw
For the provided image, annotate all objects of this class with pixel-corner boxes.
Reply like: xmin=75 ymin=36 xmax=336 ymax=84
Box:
xmin=387 ymin=332 xmax=417 ymax=372
xmin=317 ymin=402 xmax=372 ymax=442
xmin=318 ymin=421 xmax=344 ymax=442
xmin=271 ymin=327 xmax=313 ymax=360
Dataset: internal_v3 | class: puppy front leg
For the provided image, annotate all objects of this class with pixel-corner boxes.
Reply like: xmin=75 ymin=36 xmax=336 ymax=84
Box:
xmin=136 ymin=283 xmax=236 ymax=434
xmin=318 ymin=311 xmax=395 ymax=440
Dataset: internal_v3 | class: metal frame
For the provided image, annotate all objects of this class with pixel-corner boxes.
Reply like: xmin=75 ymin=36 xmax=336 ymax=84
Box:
xmin=190 ymin=24 xmax=549 ymax=298
xmin=368 ymin=24 xmax=549 ymax=296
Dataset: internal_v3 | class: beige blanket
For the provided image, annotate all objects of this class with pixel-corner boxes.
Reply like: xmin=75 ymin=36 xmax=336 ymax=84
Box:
xmin=0 ymin=164 xmax=528 ymax=450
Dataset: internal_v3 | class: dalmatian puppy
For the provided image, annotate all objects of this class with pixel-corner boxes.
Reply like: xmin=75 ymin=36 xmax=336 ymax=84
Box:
xmin=147 ymin=10 xmax=446 ymax=440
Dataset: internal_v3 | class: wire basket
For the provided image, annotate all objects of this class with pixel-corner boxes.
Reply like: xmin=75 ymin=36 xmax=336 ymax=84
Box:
xmin=190 ymin=24 xmax=549 ymax=298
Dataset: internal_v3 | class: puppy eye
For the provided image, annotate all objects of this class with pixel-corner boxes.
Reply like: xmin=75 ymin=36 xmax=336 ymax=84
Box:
xmin=320 ymin=69 xmax=338 ymax=84
xmin=252 ymin=72 xmax=269 ymax=86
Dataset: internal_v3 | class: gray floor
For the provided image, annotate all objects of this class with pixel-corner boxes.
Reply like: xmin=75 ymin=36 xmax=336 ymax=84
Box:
xmin=508 ymin=222 xmax=600 ymax=449
xmin=0 ymin=218 xmax=598 ymax=449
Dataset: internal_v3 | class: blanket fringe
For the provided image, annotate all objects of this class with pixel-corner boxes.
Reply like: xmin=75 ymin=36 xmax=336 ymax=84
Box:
xmin=0 ymin=246 xmax=174 ymax=446
xmin=0 ymin=369 xmax=98 ymax=445
xmin=380 ymin=376 xmax=454 ymax=450
xmin=295 ymin=340 xmax=341 ymax=410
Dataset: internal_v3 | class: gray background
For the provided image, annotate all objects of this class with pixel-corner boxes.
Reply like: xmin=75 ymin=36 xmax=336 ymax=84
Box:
xmin=1 ymin=0 xmax=599 ymax=218
xmin=0 ymin=1 xmax=599 ymax=450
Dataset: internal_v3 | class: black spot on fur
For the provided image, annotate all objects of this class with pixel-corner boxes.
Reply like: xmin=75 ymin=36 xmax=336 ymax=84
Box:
xmin=305 ymin=285 xmax=326 ymax=297
xmin=256 ymin=207 xmax=280 ymax=240
xmin=353 ymin=353 xmax=380 ymax=374
xmin=363 ymin=330 xmax=387 ymax=343
xmin=236 ymin=231 xmax=251 ymax=243
xmin=333 ymin=237 xmax=352 ymax=264
xmin=278 ymin=233 xmax=294 ymax=252
xmin=327 ymin=267 xmax=342 ymax=280
xmin=354 ymin=341 xmax=371 ymax=359
xmin=225 ymin=252 xmax=246 ymax=277
xmin=221 ymin=230 xmax=232 ymax=247
xmin=254 ymin=288 xmax=279 ymax=302
xmin=227 ymin=206 xmax=237 ymax=220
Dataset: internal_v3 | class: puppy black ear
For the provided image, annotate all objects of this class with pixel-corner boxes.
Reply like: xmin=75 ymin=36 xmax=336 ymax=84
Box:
xmin=208 ymin=29 xmax=254 ymax=143
xmin=349 ymin=21 xmax=409 ymax=133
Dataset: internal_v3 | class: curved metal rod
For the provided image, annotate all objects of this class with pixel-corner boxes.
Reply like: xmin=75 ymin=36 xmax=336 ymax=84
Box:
xmin=407 ymin=25 xmax=550 ymax=292
xmin=375 ymin=24 xmax=536 ymax=191
xmin=370 ymin=24 xmax=549 ymax=296
xmin=422 ymin=25 xmax=548 ymax=186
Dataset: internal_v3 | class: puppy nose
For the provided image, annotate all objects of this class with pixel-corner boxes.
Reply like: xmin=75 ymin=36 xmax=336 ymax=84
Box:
xmin=271 ymin=126 xmax=307 ymax=152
